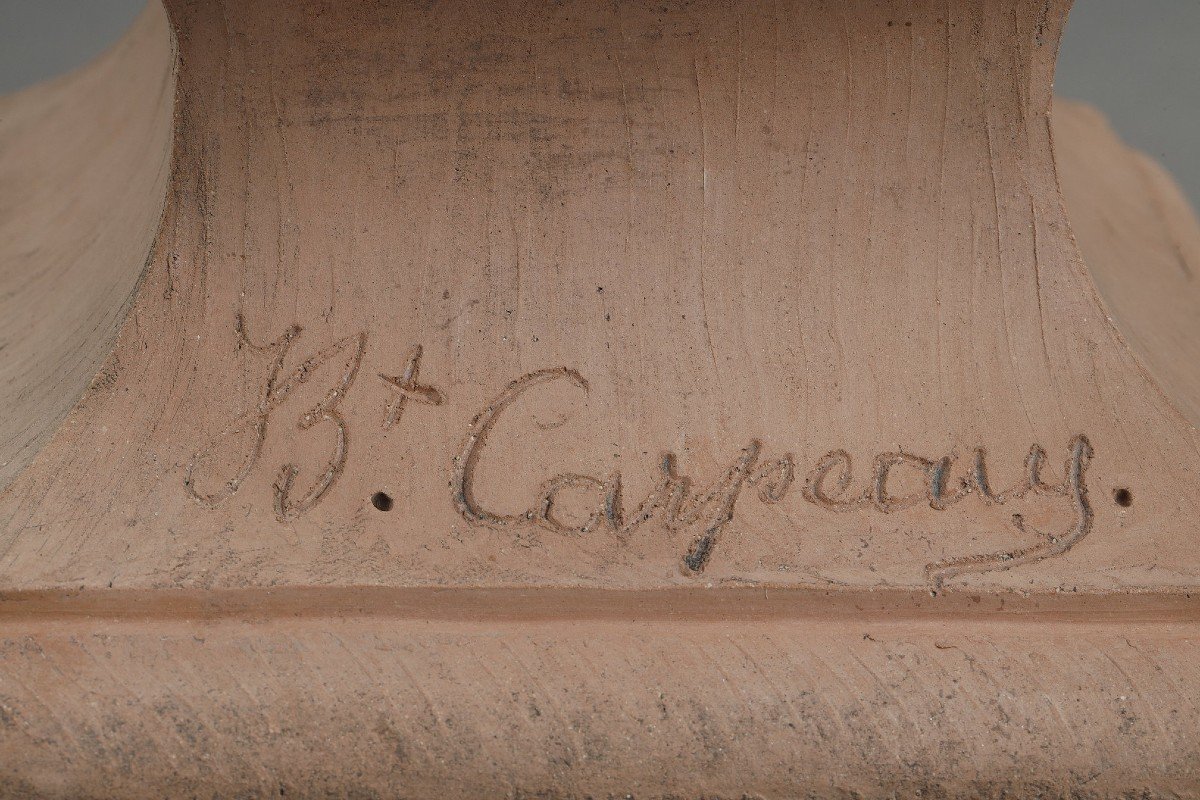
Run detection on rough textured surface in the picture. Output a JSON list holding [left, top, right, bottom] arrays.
[[2, 613, 1198, 798], [1, 0, 1199, 795], [1, 0, 1197, 594]]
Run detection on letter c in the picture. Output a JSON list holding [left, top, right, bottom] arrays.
[[451, 367, 589, 526]]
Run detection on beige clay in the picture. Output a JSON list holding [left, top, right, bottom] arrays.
[[0, 0, 1198, 796]]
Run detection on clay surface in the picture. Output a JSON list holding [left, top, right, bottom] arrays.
[[0, 0, 1198, 796], [0, 3, 175, 489]]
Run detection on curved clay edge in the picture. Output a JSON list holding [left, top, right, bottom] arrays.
[[0, 0, 176, 490], [1051, 98, 1200, 430]]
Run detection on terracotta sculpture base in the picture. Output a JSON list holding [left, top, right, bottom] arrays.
[[2, 0, 1199, 795]]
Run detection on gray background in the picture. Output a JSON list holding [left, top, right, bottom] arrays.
[[2, 0, 1198, 206]]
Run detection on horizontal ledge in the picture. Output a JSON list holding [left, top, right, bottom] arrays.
[[0, 585, 1197, 624]]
